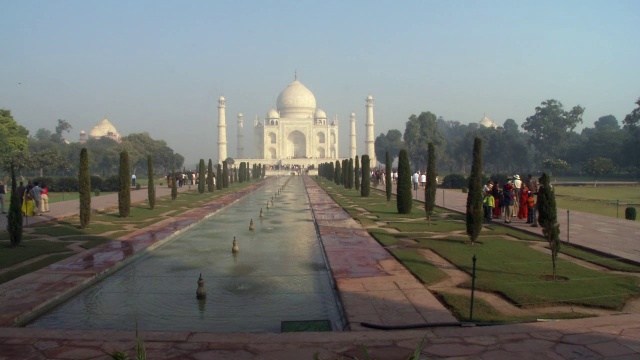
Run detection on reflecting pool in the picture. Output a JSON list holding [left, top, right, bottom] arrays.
[[28, 176, 344, 332]]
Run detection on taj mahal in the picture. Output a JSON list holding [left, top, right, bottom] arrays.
[[216, 76, 377, 170]]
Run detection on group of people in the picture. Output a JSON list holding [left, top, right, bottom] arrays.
[[15, 180, 50, 217], [482, 174, 539, 226]]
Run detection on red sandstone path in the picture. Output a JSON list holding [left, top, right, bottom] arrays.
[[0, 177, 638, 359]]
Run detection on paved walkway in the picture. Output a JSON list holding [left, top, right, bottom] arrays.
[[395, 185, 640, 264], [0, 177, 638, 358]]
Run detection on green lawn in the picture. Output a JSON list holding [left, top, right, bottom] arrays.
[[554, 185, 639, 220], [315, 177, 640, 322]]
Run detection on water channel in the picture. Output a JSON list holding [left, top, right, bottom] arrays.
[[28, 176, 345, 332]]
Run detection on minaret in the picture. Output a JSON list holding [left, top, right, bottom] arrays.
[[217, 96, 227, 164], [365, 95, 376, 167], [237, 113, 244, 158], [350, 112, 357, 160]]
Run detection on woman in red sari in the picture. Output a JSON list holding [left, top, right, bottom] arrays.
[[517, 183, 529, 220]]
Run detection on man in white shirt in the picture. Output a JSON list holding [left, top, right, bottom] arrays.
[[412, 171, 420, 191]]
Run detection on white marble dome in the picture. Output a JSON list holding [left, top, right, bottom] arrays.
[[276, 80, 316, 118], [267, 109, 280, 119], [89, 118, 120, 139], [315, 108, 327, 119], [479, 115, 499, 129]]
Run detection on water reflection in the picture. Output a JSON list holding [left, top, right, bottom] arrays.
[[28, 176, 343, 333]]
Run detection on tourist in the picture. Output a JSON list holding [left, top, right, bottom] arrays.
[[503, 178, 514, 223], [491, 181, 502, 218], [412, 171, 419, 191], [31, 182, 44, 215], [420, 172, 426, 188], [483, 189, 494, 222], [526, 192, 536, 224], [131, 173, 136, 187], [517, 183, 529, 220], [41, 183, 50, 213]]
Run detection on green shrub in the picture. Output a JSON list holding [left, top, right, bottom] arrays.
[[442, 174, 466, 188], [95, 189, 100, 196], [56, 177, 80, 192], [79, 148, 91, 228], [461, 187, 468, 193], [118, 151, 131, 218], [90, 175, 103, 191], [625, 207, 637, 221], [102, 175, 120, 191], [361, 155, 370, 197], [135, 183, 141, 190]]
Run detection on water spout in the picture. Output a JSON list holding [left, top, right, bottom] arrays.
[[196, 273, 206, 299], [232, 237, 239, 253]]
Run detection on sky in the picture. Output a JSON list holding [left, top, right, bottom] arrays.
[[2, 0, 639, 165]]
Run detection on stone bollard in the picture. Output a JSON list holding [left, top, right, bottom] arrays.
[[232, 237, 239, 253], [196, 273, 206, 299], [249, 219, 254, 231], [259, 208, 263, 217]]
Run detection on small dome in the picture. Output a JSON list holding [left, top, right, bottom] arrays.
[[315, 109, 327, 119], [219, 96, 225, 101], [89, 118, 120, 139], [351, 112, 356, 117], [80, 130, 86, 134], [276, 79, 316, 118], [267, 109, 280, 119], [238, 112, 243, 117], [366, 95, 373, 100], [479, 115, 499, 129]]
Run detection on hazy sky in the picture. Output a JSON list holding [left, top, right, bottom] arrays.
[[2, 0, 638, 165]]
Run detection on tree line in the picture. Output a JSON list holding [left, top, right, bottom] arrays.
[[375, 98, 640, 178], [0, 111, 185, 179]]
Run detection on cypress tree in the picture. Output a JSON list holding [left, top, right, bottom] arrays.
[[222, 161, 229, 188], [396, 150, 412, 213], [118, 151, 131, 217], [334, 160, 341, 185], [466, 137, 483, 244], [239, 162, 245, 183], [7, 162, 23, 246], [207, 159, 214, 192], [198, 159, 205, 194], [147, 155, 155, 210], [171, 167, 178, 200], [348, 158, 354, 189], [385, 151, 392, 202], [361, 154, 370, 197], [425, 143, 437, 224], [216, 164, 222, 190], [342, 159, 348, 188], [79, 148, 91, 228], [538, 172, 561, 280], [354, 156, 360, 191]]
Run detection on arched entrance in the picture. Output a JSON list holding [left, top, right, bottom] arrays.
[[287, 131, 306, 158]]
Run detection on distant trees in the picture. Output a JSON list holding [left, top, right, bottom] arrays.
[[403, 112, 445, 170], [361, 155, 370, 197], [118, 151, 131, 217], [79, 148, 91, 228], [425, 143, 437, 224], [375, 129, 404, 164], [466, 138, 483, 245], [522, 99, 584, 161], [396, 149, 412, 214], [582, 157, 615, 185]]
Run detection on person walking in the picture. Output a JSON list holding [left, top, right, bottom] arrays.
[[131, 173, 137, 187], [412, 171, 419, 191], [41, 183, 50, 213], [0, 181, 5, 214], [31, 182, 43, 216], [503, 178, 514, 223]]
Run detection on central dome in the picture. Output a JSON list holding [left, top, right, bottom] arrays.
[[276, 80, 316, 118]]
